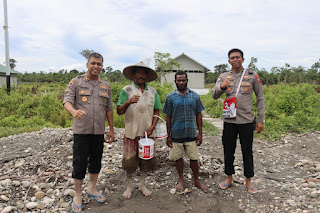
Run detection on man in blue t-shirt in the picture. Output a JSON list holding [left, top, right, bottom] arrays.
[[163, 71, 207, 193]]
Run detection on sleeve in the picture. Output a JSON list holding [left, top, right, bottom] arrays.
[[106, 84, 113, 111], [154, 91, 162, 110], [212, 74, 226, 99], [195, 95, 205, 113], [162, 95, 172, 115], [117, 88, 128, 106], [63, 78, 77, 105], [253, 72, 265, 123]]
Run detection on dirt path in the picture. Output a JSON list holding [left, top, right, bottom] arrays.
[[0, 127, 319, 213]]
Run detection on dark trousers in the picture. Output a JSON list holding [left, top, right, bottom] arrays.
[[222, 122, 254, 178], [72, 134, 104, 179]]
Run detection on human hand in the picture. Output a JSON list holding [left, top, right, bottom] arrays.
[[166, 136, 173, 148], [107, 131, 114, 144], [220, 79, 231, 89], [71, 109, 86, 120], [256, 123, 264, 133], [196, 134, 202, 146], [129, 95, 140, 104], [146, 126, 154, 136]]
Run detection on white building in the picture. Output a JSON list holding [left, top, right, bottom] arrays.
[[161, 53, 210, 89], [0, 64, 21, 88]]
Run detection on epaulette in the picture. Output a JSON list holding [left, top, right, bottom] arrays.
[[248, 68, 254, 74]]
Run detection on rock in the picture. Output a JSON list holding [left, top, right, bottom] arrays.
[[0, 195, 9, 201], [316, 165, 320, 172], [26, 202, 38, 209], [308, 182, 317, 188], [102, 168, 116, 174], [11, 181, 20, 187], [36, 203, 45, 210], [21, 181, 31, 188], [1, 179, 10, 187], [15, 200, 24, 210], [187, 174, 192, 179], [166, 172, 172, 176], [170, 188, 176, 194], [310, 192, 318, 198], [35, 191, 45, 199], [0, 206, 12, 213], [39, 183, 51, 189], [64, 189, 76, 197], [14, 159, 25, 167], [61, 202, 69, 208]]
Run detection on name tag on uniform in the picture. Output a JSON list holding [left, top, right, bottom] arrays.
[[222, 97, 237, 118]]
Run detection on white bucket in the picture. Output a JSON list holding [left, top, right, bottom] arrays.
[[138, 132, 154, 160], [154, 115, 168, 139]]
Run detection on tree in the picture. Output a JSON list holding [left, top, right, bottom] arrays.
[[214, 64, 228, 73], [8, 58, 17, 69], [248, 57, 270, 87], [154, 52, 180, 82], [79, 49, 95, 60], [105, 66, 113, 73]]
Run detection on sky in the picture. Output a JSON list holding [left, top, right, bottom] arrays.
[[0, 0, 319, 73]]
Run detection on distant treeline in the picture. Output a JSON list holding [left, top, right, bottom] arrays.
[[18, 69, 127, 83], [18, 59, 320, 85], [206, 60, 320, 85]]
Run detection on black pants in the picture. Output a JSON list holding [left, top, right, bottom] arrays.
[[72, 134, 104, 179], [222, 122, 254, 178]]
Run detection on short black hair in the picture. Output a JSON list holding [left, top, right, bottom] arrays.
[[88, 52, 104, 63], [228, 48, 244, 58], [175, 70, 188, 80]]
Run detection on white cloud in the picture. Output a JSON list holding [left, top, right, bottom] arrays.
[[0, 0, 319, 73]]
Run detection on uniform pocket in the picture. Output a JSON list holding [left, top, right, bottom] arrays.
[[78, 89, 91, 104], [99, 90, 109, 106], [240, 82, 252, 94]]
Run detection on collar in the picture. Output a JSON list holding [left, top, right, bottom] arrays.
[[84, 74, 102, 82], [230, 68, 245, 74], [133, 82, 148, 90], [175, 88, 190, 95]]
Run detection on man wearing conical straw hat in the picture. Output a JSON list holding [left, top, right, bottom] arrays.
[[117, 62, 162, 199]]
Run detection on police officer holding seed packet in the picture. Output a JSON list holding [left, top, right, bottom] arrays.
[[212, 48, 265, 194]]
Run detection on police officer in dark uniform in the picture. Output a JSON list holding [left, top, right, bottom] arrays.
[[64, 53, 114, 212], [212, 48, 265, 194]]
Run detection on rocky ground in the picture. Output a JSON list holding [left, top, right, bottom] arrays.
[[0, 126, 319, 213]]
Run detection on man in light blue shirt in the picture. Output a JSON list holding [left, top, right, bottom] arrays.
[[163, 71, 207, 193]]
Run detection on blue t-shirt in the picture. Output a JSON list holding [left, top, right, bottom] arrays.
[[163, 89, 204, 141]]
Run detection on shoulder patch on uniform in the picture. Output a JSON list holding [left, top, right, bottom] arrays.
[[256, 74, 261, 84], [68, 80, 76, 87]]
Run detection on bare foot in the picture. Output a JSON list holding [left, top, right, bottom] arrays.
[[175, 179, 185, 192], [195, 180, 208, 192], [122, 187, 133, 199], [139, 185, 152, 196]]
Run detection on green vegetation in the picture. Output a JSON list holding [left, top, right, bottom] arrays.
[[203, 120, 219, 136], [0, 81, 174, 137], [203, 83, 320, 141]]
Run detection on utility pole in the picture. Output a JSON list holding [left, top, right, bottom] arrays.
[[3, 0, 10, 94]]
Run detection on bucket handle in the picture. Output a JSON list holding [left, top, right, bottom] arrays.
[[144, 131, 148, 139], [153, 115, 165, 122]]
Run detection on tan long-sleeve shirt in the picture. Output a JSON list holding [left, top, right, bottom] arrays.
[[212, 69, 265, 124]]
